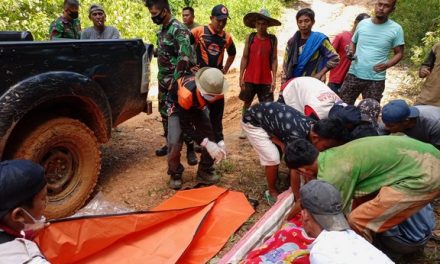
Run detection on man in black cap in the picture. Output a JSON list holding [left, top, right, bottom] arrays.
[[190, 4, 236, 157], [81, 4, 121, 39], [0, 160, 50, 263], [191, 4, 236, 74], [300, 180, 393, 263]]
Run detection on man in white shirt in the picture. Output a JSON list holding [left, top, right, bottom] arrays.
[[300, 180, 394, 264], [280, 77, 340, 120]]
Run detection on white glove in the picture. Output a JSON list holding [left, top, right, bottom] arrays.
[[217, 140, 227, 159], [201, 138, 226, 163]]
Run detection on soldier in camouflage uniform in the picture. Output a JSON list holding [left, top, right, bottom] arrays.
[[49, 0, 81, 40], [146, 0, 197, 189]]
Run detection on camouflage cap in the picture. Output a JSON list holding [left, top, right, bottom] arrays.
[[357, 98, 381, 124]]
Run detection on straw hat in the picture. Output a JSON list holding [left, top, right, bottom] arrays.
[[243, 9, 281, 28], [195, 67, 228, 95]]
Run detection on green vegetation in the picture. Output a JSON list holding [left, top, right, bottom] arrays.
[[0, 0, 282, 43], [392, 0, 440, 65], [390, 0, 440, 100], [0, 0, 155, 41]]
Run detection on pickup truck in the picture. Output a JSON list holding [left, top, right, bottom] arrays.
[[0, 31, 154, 219]]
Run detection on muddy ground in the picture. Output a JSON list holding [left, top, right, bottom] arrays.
[[95, 0, 439, 263]]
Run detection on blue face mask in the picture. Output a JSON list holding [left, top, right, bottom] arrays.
[[19, 208, 46, 239]]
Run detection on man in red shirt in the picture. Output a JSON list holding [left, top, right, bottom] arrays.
[[328, 13, 370, 94], [239, 9, 281, 139]]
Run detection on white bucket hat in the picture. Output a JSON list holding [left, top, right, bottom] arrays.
[[195, 67, 228, 95]]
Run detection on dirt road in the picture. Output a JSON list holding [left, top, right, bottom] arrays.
[[96, 0, 438, 262], [98, 0, 376, 211]]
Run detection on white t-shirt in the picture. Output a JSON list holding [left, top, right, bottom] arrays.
[[310, 230, 394, 264], [0, 237, 50, 263], [281, 77, 340, 119]]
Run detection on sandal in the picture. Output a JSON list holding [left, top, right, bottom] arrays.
[[264, 190, 277, 206], [431, 230, 440, 242]]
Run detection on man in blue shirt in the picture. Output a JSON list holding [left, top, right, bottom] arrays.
[[339, 0, 404, 105]]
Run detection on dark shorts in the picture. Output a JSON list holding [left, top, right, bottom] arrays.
[[239, 82, 274, 103], [339, 74, 385, 105]]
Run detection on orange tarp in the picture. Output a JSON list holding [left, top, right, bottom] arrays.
[[36, 186, 254, 263]]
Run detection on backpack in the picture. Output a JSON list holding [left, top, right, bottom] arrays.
[[247, 32, 277, 67]]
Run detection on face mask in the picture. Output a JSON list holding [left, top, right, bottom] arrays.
[[69, 11, 79, 19], [151, 9, 165, 25], [19, 208, 46, 239]]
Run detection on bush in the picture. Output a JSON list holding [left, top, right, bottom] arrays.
[[391, 0, 440, 64], [170, 0, 283, 42], [390, 0, 440, 101], [0, 0, 155, 42], [0, 0, 282, 44]]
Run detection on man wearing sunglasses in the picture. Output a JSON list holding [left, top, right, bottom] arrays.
[[166, 67, 228, 189], [81, 4, 120, 39]]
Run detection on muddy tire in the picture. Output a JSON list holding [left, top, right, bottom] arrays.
[[12, 117, 100, 219]]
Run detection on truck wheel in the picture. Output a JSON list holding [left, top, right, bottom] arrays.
[[12, 117, 100, 219]]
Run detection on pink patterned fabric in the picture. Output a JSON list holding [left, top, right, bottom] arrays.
[[242, 216, 314, 264]]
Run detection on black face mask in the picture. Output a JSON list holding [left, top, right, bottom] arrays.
[[151, 9, 165, 25], [69, 11, 79, 19]]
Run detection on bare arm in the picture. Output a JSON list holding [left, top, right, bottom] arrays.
[[270, 136, 285, 151], [223, 55, 235, 74], [239, 35, 250, 90], [286, 169, 302, 220], [271, 38, 278, 92], [314, 66, 329, 82], [374, 45, 404, 72]]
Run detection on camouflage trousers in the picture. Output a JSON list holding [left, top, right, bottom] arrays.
[[339, 74, 385, 105]]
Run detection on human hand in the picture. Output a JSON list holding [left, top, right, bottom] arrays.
[[270, 81, 276, 93], [239, 79, 245, 91], [345, 45, 356, 61], [285, 202, 301, 221], [217, 140, 227, 158], [166, 102, 175, 116], [190, 65, 200, 74], [419, 66, 431, 78], [313, 73, 326, 82], [201, 138, 226, 163], [373, 63, 389, 72]]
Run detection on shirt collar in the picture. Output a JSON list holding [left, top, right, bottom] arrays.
[[162, 17, 176, 30], [0, 224, 23, 238], [60, 16, 78, 24], [207, 24, 224, 36]]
